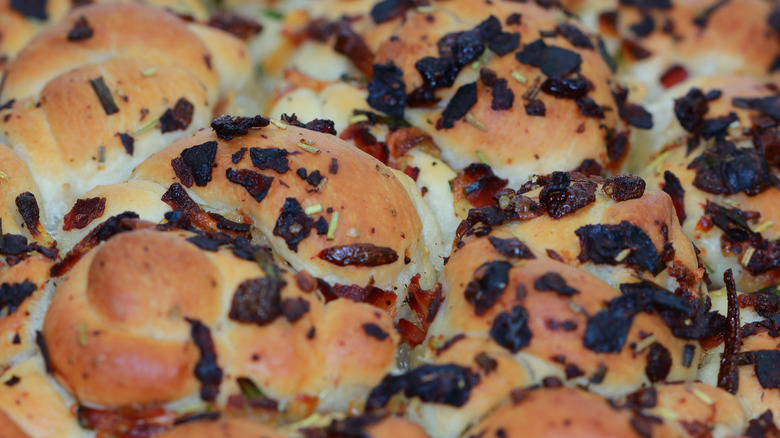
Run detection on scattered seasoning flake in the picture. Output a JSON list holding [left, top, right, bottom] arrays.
[[0, 170, 9, 181], [76, 322, 88, 347], [476, 151, 490, 166], [416, 5, 435, 13], [89, 77, 119, 115], [510, 70, 527, 83], [327, 211, 339, 240], [690, 386, 713, 405], [67, 16, 93, 41], [755, 221, 774, 233], [305, 204, 323, 215], [465, 114, 487, 131], [141, 67, 158, 77], [270, 118, 288, 129], [656, 408, 680, 421], [132, 113, 161, 136], [98, 146, 105, 163], [297, 141, 320, 154], [741, 247, 756, 267]]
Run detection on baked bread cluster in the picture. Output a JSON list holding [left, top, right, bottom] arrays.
[[0, 0, 778, 437]]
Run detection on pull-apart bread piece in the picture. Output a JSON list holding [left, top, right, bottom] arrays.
[[638, 76, 780, 292], [0, 0, 210, 72], [592, 0, 779, 100], [364, 173, 712, 437], [0, 2, 251, 229]]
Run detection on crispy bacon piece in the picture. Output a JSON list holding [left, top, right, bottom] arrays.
[[77, 405, 177, 438], [316, 280, 397, 317], [62, 197, 106, 231], [451, 163, 508, 208], [399, 274, 444, 346]]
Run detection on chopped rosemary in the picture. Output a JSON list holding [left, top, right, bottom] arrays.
[[89, 76, 119, 115], [304, 204, 323, 215], [327, 211, 339, 240]]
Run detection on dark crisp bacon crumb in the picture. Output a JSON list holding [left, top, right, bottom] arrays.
[[160, 98, 194, 133], [464, 261, 511, 315], [67, 16, 93, 41], [487, 236, 535, 259], [490, 304, 533, 353], [370, 0, 415, 24], [62, 197, 106, 231], [36, 331, 52, 373], [232, 148, 247, 164], [644, 342, 672, 382], [186, 318, 223, 402], [280, 113, 337, 136], [525, 99, 546, 116], [281, 297, 310, 323], [717, 269, 740, 394], [661, 170, 686, 223], [117, 133, 134, 155], [602, 174, 646, 202], [273, 198, 313, 251], [515, 39, 582, 77], [207, 11, 263, 40], [555, 23, 593, 49], [367, 62, 406, 119], [318, 243, 399, 266], [362, 323, 390, 341], [533, 272, 578, 296], [10, 0, 47, 19], [575, 221, 663, 274], [250, 147, 289, 174], [15, 192, 42, 235], [0, 281, 37, 316], [225, 168, 273, 203], [538, 171, 597, 219], [438, 82, 478, 129], [229, 277, 285, 325], [211, 115, 269, 141], [365, 364, 480, 409], [172, 141, 218, 187]]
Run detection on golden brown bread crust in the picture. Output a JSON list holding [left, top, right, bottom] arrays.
[[131, 124, 437, 293], [0, 411, 30, 438], [0, 144, 52, 248], [369, 0, 625, 187], [155, 417, 288, 438], [467, 385, 675, 438]]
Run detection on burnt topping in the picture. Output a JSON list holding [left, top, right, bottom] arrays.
[[370, 0, 415, 24], [506, 13, 522, 26], [62, 197, 106, 231], [693, 0, 730, 28], [688, 141, 773, 196], [613, 88, 653, 129], [273, 198, 313, 251], [15, 192, 41, 235], [362, 323, 390, 341], [555, 23, 593, 49], [460, 189, 542, 238], [453, 163, 509, 208], [10, 0, 47, 19], [186, 318, 223, 401], [174, 141, 218, 188], [211, 115, 269, 141], [225, 168, 273, 203], [229, 277, 285, 325], [538, 171, 597, 219], [160, 98, 194, 133], [232, 148, 246, 164], [117, 133, 134, 155], [534, 272, 579, 296], [334, 20, 374, 77], [464, 261, 511, 316], [281, 297, 310, 323], [365, 364, 480, 409], [474, 352, 498, 375], [296, 168, 324, 188], [644, 342, 671, 382], [733, 96, 780, 121], [602, 174, 646, 202], [661, 170, 686, 223], [515, 39, 582, 77], [89, 77, 119, 116], [438, 82, 478, 129], [746, 411, 780, 438], [576, 96, 606, 119], [491, 78, 515, 111], [540, 76, 592, 100], [575, 221, 664, 274], [207, 11, 263, 40], [0, 281, 37, 316], [525, 99, 546, 116], [318, 244, 399, 267], [674, 88, 737, 139], [329, 158, 338, 174], [490, 304, 533, 353], [682, 344, 696, 367], [67, 16, 93, 41], [754, 350, 780, 389], [280, 113, 338, 136], [619, 0, 671, 9], [717, 270, 740, 394], [630, 14, 655, 38], [367, 63, 406, 119], [250, 147, 289, 174], [487, 236, 535, 259], [36, 331, 52, 373]]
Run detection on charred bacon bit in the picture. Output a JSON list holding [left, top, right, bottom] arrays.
[[281, 297, 310, 323], [630, 14, 655, 37], [576, 96, 605, 119], [365, 364, 480, 410], [490, 304, 532, 353], [385, 126, 434, 158], [51, 212, 141, 277], [186, 318, 223, 401], [367, 63, 406, 119], [437, 82, 478, 129], [506, 13, 522, 26], [10, 0, 47, 19], [67, 16, 93, 41], [515, 39, 582, 77], [573, 159, 603, 177], [273, 198, 313, 252], [539, 171, 597, 219], [172, 141, 218, 187], [525, 99, 546, 116], [329, 158, 339, 175], [661, 170, 686, 224], [318, 243, 399, 267], [464, 261, 511, 316], [733, 96, 780, 121], [229, 277, 285, 325], [602, 174, 646, 202], [674, 87, 709, 132], [370, 0, 415, 24], [622, 39, 652, 60], [439, 31, 484, 67], [619, 0, 672, 8], [160, 183, 224, 233], [717, 269, 741, 394], [540, 76, 592, 100], [416, 57, 459, 90], [211, 115, 269, 141], [362, 323, 390, 341], [474, 352, 498, 375], [317, 280, 397, 315], [15, 192, 42, 236], [406, 274, 444, 328], [225, 168, 273, 203], [186, 233, 233, 252], [613, 88, 653, 129], [117, 133, 134, 155], [576, 221, 664, 274], [534, 272, 579, 296], [280, 113, 337, 136], [693, 0, 730, 28], [207, 11, 262, 40], [250, 147, 289, 174], [62, 197, 106, 231], [335, 20, 374, 77], [746, 411, 780, 438], [660, 65, 688, 89], [36, 331, 52, 373], [605, 129, 629, 162], [491, 79, 515, 111], [340, 123, 388, 164], [452, 163, 509, 208], [0, 281, 37, 316], [160, 98, 194, 133], [754, 350, 780, 389], [555, 23, 593, 49], [89, 77, 119, 116], [688, 141, 773, 196], [460, 189, 542, 238], [487, 236, 535, 259], [232, 148, 247, 164], [76, 405, 175, 436], [644, 342, 672, 382]]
